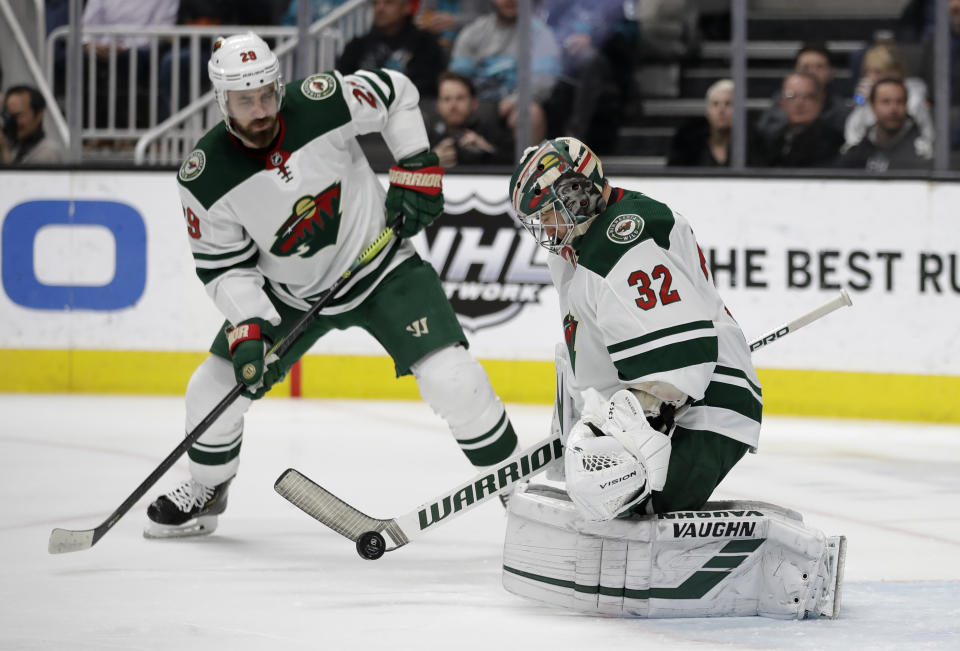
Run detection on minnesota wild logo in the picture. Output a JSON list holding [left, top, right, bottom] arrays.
[[607, 214, 644, 244], [562, 313, 578, 372], [301, 73, 337, 100], [270, 181, 342, 258]]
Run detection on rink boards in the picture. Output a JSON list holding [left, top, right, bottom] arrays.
[[0, 170, 958, 422]]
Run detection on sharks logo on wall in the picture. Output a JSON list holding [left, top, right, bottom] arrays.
[[418, 194, 552, 332], [270, 181, 342, 258]]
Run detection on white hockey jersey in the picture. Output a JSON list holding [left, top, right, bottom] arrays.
[[176, 69, 429, 328], [549, 188, 762, 449]]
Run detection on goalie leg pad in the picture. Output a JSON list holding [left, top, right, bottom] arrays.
[[412, 345, 519, 468], [184, 356, 251, 486], [503, 483, 844, 619], [551, 343, 578, 444]]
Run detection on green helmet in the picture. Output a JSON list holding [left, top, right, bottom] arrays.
[[509, 137, 606, 255]]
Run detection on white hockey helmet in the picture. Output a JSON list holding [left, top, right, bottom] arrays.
[[208, 32, 285, 132]]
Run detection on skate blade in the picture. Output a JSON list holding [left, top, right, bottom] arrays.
[[819, 535, 847, 618], [143, 515, 219, 540]]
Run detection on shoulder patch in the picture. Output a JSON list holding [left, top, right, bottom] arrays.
[[178, 149, 206, 182], [606, 214, 644, 244], [301, 73, 337, 100]]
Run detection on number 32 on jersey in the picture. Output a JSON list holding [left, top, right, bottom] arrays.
[[627, 264, 680, 310]]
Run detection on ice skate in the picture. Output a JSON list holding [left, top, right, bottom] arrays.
[[143, 478, 232, 539]]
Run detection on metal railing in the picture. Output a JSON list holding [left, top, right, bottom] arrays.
[[40, 0, 372, 165], [133, 0, 372, 165], [1, 0, 69, 146], [46, 25, 299, 152]]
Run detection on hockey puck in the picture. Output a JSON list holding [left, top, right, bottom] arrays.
[[356, 530, 386, 560]]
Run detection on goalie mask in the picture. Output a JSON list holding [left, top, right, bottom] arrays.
[[509, 137, 607, 255], [208, 32, 285, 139]]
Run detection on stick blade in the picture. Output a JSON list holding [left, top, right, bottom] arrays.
[[48, 528, 96, 554], [274, 468, 408, 549]]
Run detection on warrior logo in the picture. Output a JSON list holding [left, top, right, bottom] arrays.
[[419, 194, 551, 332], [562, 313, 578, 371], [270, 181, 342, 258]]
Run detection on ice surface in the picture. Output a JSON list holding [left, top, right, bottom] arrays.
[[1, 394, 958, 650]]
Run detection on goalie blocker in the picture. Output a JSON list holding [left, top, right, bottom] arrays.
[[503, 482, 846, 620]]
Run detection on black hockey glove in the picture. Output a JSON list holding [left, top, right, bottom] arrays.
[[226, 318, 286, 400], [385, 150, 445, 238]]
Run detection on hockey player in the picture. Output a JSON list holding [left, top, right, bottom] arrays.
[[144, 32, 519, 538], [501, 137, 845, 619]]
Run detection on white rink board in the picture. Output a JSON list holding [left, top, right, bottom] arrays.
[[0, 171, 958, 376]]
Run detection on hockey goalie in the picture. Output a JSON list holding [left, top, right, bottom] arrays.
[[501, 138, 846, 620]]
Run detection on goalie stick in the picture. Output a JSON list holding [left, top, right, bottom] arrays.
[[275, 290, 854, 559], [48, 219, 402, 554]]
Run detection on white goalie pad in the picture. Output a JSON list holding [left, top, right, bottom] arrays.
[[551, 343, 578, 445], [502, 482, 846, 620]]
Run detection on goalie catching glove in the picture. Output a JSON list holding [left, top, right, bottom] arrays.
[[564, 389, 672, 521], [226, 318, 285, 400], [386, 150, 445, 238]]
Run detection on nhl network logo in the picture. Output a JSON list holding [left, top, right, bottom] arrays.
[[417, 194, 552, 332]]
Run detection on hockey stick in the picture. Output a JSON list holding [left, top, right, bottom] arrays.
[[748, 289, 852, 352], [48, 220, 402, 554], [275, 290, 854, 560]]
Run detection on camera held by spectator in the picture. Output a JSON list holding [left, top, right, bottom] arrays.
[[0, 85, 65, 165]]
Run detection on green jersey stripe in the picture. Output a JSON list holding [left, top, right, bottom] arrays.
[[356, 70, 390, 107], [613, 337, 718, 380], [607, 320, 714, 355], [363, 68, 396, 106], [715, 365, 762, 396], [692, 381, 763, 423], [196, 254, 258, 285], [193, 238, 257, 262]]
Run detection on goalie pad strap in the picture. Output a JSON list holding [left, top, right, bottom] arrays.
[[388, 166, 444, 195]]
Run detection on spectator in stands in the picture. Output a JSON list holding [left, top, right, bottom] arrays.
[[838, 78, 932, 171], [896, 0, 937, 42], [751, 72, 844, 167], [280, 0, 350, 25], [0, 85, 66, 165], [426, 71, 513, 167], [667, 78, 734, 167], [415, 0, 488, 53], [82, 0, 179, 129], [539, 0, 627, 154], [82, 0, 179, 56], [845, 42, 934, 149], [449, 0, 561, 145], [158, 1, 278, 121], [920, 0, 960, 152], [337, 0, 447, 98], [755, 42, 850, 144]]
